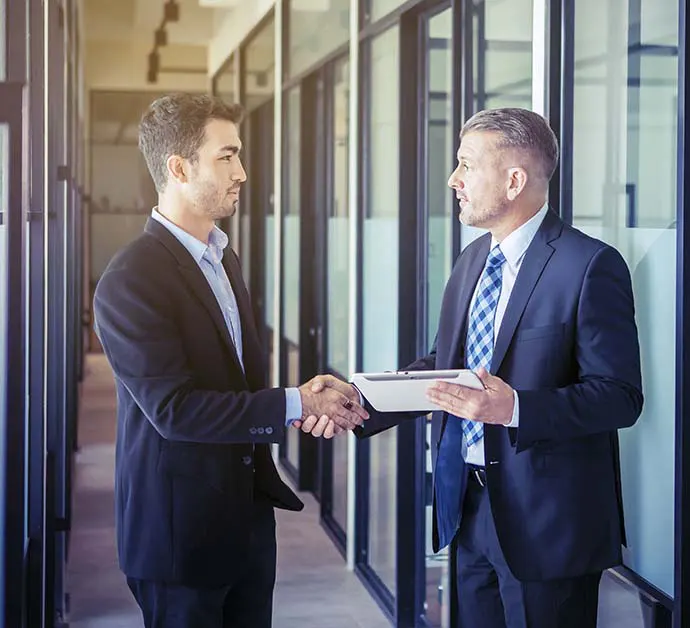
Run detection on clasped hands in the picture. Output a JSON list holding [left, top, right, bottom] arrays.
[[294, 367, 515, 439], [295, 375, 367, 439]]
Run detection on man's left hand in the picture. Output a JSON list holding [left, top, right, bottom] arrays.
[[425, 367, 514, 425]]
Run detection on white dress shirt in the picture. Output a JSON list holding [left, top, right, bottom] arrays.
[[464, 204, 549, 466]]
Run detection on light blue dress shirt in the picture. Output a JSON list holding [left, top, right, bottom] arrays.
[[151, 209, 302, 424]]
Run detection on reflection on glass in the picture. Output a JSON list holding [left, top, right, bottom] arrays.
[[289, 0, 349, 78], [245, 18, 275, 112], [329, 58, 351, 533], [423, 10, 453, 625], [365, 26, 399, 596], [283, 86, 301, 471], [571, 0, 677, 598], [472, 0, 532, 111]]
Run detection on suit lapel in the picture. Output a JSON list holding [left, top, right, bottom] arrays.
[[446, 236, 490, 369], [490, 210, 562, 373]]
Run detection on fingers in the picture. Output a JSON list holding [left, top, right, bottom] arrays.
[[323, 417, 336, 439], [310, 415, 331, 438], [299, 415, 319, 433]]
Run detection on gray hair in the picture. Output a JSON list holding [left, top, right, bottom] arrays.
[[460, 108, 559, 181]]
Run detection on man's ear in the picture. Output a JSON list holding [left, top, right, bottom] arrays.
[[506, 167, 528, 201], [166, 155, 188, 186]]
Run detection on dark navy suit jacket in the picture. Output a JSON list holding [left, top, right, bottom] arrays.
[[93, 218, 303, 587], [358, 210, 643, 581]]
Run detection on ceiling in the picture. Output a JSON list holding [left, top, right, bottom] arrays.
[[83, 0, 227, 47]]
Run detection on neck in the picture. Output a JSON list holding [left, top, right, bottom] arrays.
[[491, 196, 546, 242], [157, 196, 214, 244]]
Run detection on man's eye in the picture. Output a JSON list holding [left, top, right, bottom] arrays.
[[462, 163, 469, 172]]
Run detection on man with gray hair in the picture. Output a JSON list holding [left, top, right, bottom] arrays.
[[338, 107, 643, 627]]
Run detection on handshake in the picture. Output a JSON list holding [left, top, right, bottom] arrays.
[[295, 375, 368, 439]]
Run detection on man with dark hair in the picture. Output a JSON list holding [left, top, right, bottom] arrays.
[[315, 107, 642, 627], [93, 92, 368, 628]]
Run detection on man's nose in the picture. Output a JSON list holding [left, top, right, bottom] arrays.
[[234, 160, 247, 183], [448, 168, 464, 189]]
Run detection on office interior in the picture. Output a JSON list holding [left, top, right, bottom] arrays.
[[1, 0, 689, 626]]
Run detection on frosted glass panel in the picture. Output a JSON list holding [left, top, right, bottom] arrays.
[[572, 0, 677, 597]]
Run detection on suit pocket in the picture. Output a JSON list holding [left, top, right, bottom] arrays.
[[515, 323, 565, 342], [159, 443, 250, 494]]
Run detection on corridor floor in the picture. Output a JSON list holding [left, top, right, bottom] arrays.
[[66, 354, 390, 628]]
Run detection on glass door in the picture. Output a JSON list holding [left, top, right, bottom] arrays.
[[0, 81, 29, 628], [318, 56, 351, 547], [418, 5, 454, 626]]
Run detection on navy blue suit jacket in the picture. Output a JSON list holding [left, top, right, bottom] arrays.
[[358, 210, 643, 581], [93, 218, 303, 587]]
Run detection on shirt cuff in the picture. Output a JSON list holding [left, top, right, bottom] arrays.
[[285, 388, 303, 425], [506, 389, 519, 427]]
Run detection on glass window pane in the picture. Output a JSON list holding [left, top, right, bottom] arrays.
[[0, 124, 7, 425], [0, 0, 5, 81], [366, 0, 406, 24], [245, 17, 275, 113], [331, 430, 348, 530], [283, 86, 301, 470], [473, 0, 532, 111], [327, 58, 350, 376], [215, 55, 236, 104], [571, 0, 677, 599], [328, 57, 350, 533], [289, 0, 349, 78], [365, 25, 399, 597], [423, 10, 453, 626]]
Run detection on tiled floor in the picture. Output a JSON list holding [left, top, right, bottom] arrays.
[[66, 354, 390, 628]]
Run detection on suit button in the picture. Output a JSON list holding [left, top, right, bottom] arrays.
[[249, 427, 257, 435], [257, 427, 265, 435], [242, 456, 252, 466], [265, 426, 273, 435]]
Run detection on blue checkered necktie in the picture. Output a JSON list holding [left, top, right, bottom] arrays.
[[461, 244, 506, 447]]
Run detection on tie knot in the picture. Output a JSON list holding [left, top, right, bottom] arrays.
[[486, 245, 505, 270]]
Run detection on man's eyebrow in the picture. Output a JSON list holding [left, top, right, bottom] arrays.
[[219, 144, 241, 154]]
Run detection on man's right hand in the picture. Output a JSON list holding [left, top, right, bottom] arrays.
[[296, 375, 368, 438]]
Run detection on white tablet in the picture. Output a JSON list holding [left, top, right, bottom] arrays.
[[351, 369, 484, 413]]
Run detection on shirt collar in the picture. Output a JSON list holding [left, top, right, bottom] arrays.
[[151, 208, 227, 265], [491, 203, 549, 270]]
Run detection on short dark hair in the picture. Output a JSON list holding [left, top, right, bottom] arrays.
[[460, 108, 559, 181], [138, 93, 244, 193]]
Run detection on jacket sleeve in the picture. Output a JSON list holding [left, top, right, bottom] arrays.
[[516, 245, 643, 450], [94, 266, 286, 445]]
